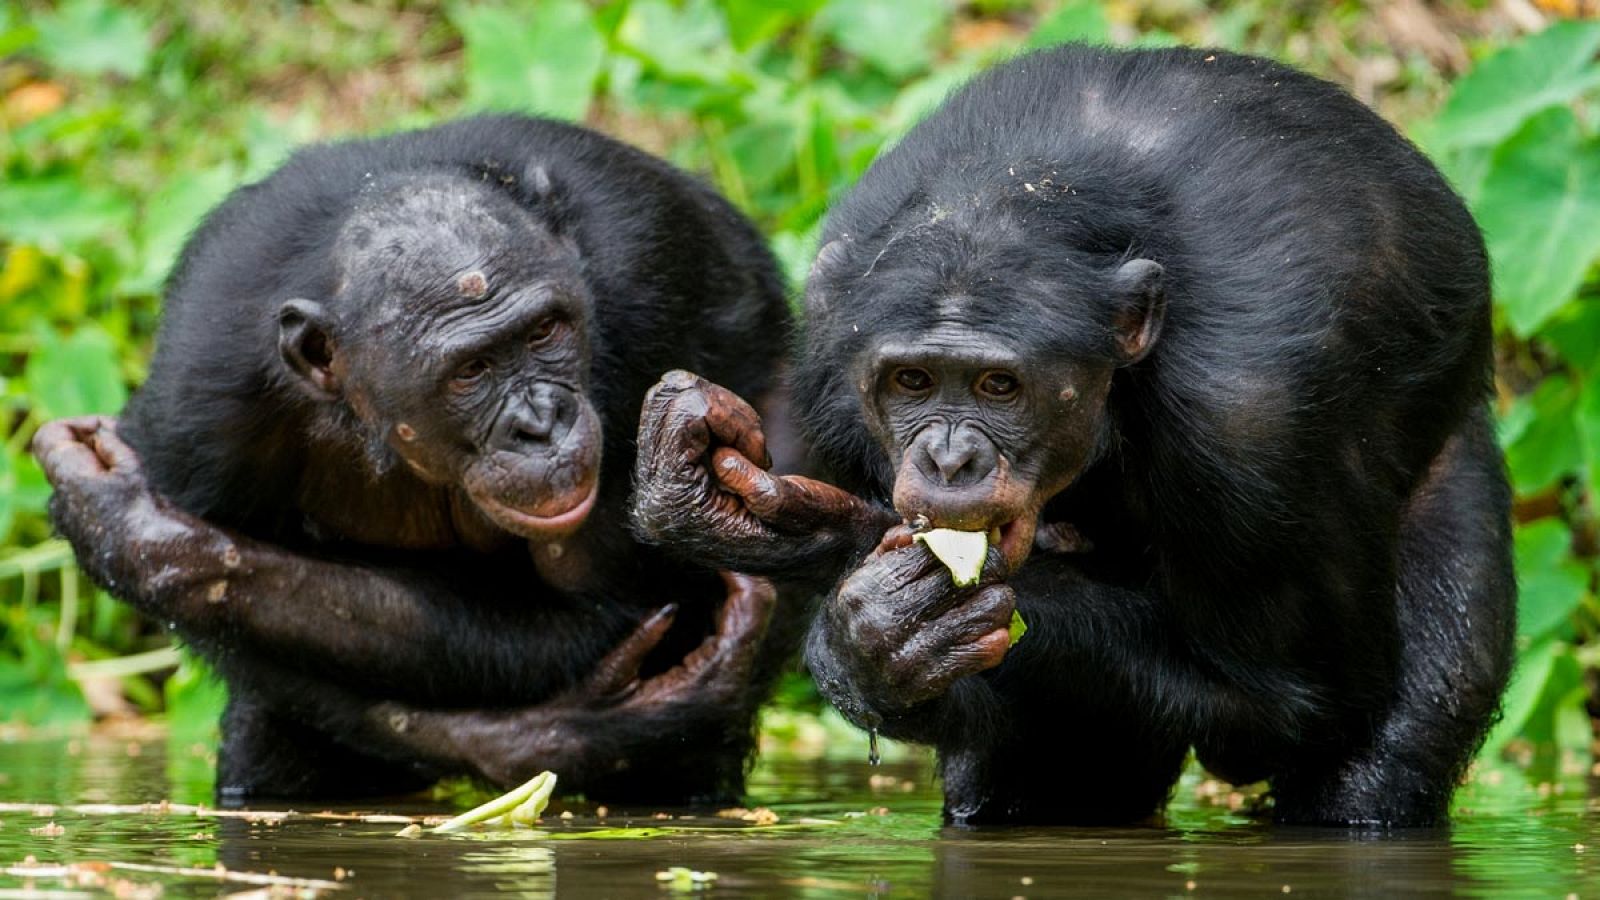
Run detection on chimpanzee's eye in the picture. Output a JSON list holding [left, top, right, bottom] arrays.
[[527, 316, 563, 347], [978, 371, 1019, 398], [451, 359, 490, 390], [893, 368, 934, 392]]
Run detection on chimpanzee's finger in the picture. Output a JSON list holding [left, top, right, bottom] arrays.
[[587, 604, 677, 699], [675, 571, 776, 677], [894, 583, 1016, 695], [85, 419, 142, 475], [710, 447, 783, 519], [693, 381, 771, 470], [638, 374, 712, 468], [32, 417, 117, 483]]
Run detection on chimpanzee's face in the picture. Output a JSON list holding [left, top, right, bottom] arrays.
[[278, 176, 603, 541], [858, 321, 1116, 570], [813, 202, 1164, 572]]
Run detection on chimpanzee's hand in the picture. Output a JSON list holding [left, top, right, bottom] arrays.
[[812, 525, 1015, 723], [370, 571, 777, 789], [633, 370, 895, 577], [33, 417, 240, 616]]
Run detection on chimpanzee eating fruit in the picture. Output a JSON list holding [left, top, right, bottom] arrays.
[[633, 45, 1514, 827], [35, 115, 798, 805]]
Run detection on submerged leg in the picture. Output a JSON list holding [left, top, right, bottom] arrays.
[[1273, 410, 1515, 826]]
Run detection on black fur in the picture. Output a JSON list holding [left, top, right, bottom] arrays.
[[798, 46, 1515, 826]]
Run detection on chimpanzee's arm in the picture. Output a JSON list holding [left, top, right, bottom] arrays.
[[334, 571, 779, 799], [33, 417, 668, 699], [632, 370, 898, 588], [805, 541, 1328, 821]]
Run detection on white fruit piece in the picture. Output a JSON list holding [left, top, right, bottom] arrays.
[[431, 770, 558, 833], [914, 528, 988, 587]]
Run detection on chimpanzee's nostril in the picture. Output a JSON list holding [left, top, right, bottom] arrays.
[[920, 427, 994, 486], [503, 385, 575, 447]]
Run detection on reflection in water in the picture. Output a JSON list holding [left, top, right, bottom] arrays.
[[0, 731, 1596, 897]]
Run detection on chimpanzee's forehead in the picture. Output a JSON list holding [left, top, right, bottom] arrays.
[[332, 175, 569, 313]]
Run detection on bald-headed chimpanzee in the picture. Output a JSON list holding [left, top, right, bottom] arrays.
[[35, 115, 797, 805], [633, 46, 1515, 827]]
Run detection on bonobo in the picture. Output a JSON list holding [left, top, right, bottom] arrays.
[[633, 46, 1515, 826], [35, 115, 797, 804]]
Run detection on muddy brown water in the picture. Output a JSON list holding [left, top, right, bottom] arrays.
[[0, 730, 1597, 897]]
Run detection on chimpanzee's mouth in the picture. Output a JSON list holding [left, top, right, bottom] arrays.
[[475, 481, 599, 540], [990, 517, 1036, 572]]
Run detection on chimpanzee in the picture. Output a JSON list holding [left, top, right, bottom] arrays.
[[632, 46, 1515, 827], [34, 114, 800, 805]]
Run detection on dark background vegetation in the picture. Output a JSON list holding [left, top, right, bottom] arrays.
[[1, 0, 1599, 780]]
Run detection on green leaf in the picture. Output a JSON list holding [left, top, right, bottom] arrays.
[[816, 0, 950, 78], [164, 648, 226, 743], [1512, 520, 1587, 641], [0, 638, 91, 727], [32, 0, 153, 79], [451, 1, 606, 121], [1475, 108, 1600, 338], [127, 164, 240, 296], [1504, 375, 1582, 493], [1578, 375, 1600, 499], [1025, 0, 1111, 48], [0, 178, 134, 249], [617, 0, 740, 85], [25, 325, 128, 419], [1539, 298, 1600, 374], [1430, 20, 1600, 150], [722, 0, 816, 50], [1481, 638, 1559, 754], [0, 445, 15, 543]]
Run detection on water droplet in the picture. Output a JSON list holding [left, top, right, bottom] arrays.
[[867, 728, 881, 766]]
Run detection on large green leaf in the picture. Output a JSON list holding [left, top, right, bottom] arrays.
[[816, 0, 950, 78], [0, 178, 134, 249], [1481, 637, 1560, 754], [1512, 519, 1587, 642], [1475, 108, 1600, 338], [451, 1, 606, 121], [1504, 375, 1582, 493], [616, 0, 742, 86], [31, 0, 153, 79], [1025, 0, 1111, 49], [1430, 20, 1600, 150], [127, 164, 240, 296], [25, 325, 128, 419]]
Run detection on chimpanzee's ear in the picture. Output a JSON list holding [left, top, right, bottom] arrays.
[[805, 236, 853, 317], [278, 298, 340, 397], [1110, 258, 1165, 364]]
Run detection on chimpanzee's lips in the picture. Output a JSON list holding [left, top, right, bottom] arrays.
[[475, 481, 598, 540], [991, 517, 1036, 572], [905, 512, 1037, 575]]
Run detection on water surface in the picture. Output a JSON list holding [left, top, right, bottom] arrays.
[[0, 727, 1595, 897]]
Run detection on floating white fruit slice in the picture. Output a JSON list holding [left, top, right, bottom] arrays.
[[914, 528, 988, 587]]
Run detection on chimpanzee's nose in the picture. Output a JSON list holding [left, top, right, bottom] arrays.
[[917, 425, 996, 487], [503, 384, 573, 446]]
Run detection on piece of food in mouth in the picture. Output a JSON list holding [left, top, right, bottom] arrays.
[[913, 528, 989, 587], [913, 527, 1029, 645], [431, 770, 558, 833]]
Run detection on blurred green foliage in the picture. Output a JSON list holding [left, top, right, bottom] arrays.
[[0, 0, 1598, 782]]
